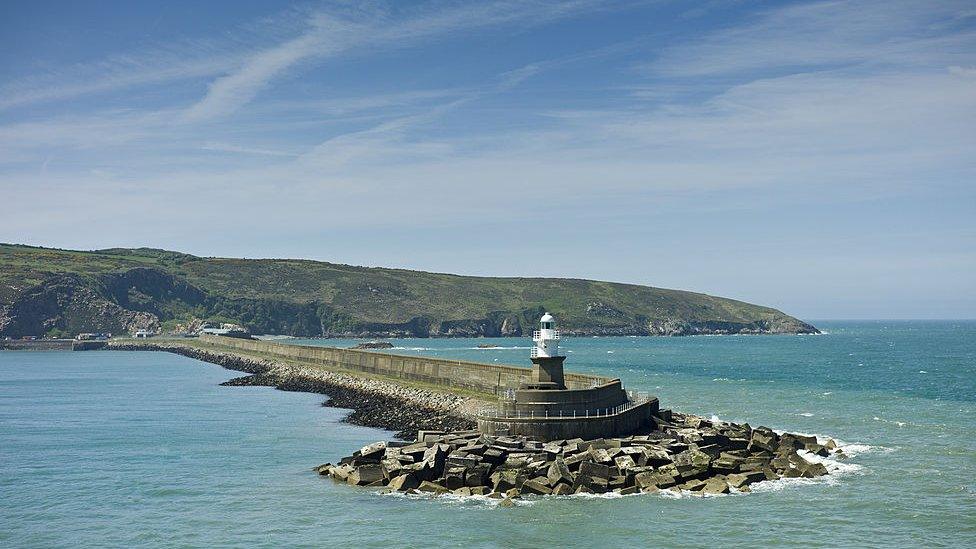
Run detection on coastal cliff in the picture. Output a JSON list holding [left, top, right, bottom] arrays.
[[0, 244, 818, 338]]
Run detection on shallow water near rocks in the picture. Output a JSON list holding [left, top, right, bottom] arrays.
[[2, 321, 975, 547]]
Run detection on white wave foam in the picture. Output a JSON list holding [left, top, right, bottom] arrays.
[[769, 429, 891, 459], [380, 490, 537, 507], [798, 412, 814, 417]]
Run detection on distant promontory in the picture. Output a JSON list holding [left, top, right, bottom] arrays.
[[0, 244, 818, 338]]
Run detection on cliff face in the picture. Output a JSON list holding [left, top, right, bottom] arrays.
[[0, 244, 819, 338], [0, 273, 159, 337]]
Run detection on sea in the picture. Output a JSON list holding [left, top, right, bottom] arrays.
[[1, 321, 974, 548]]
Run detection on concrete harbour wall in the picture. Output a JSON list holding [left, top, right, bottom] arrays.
[[199, 335, 610, 395], [476, 398, 658, 440]]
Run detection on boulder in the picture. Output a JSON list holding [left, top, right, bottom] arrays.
[[551, 483, 574, 495], [490, 470, 519, 492], [805, 444, 830, 457], [542, 443, 563, 456], [800, 461, 829, 478], [481, 448, 507, 464], [494, 437, 523, 450], [589, 448, 613, 464], [678, 479, 707, 491], [521, 479, 553, 495], [447, 454, 482, 469], [563, 452, 590, 470], [381, 458, 403, 479], [314, 463, 332, 475], [347, 464, 386, 486], [614, 455, 637, 471], [638, 447, 673, 467], [417, 430, 446, 442], [726, 471, 766, 488], [547, 459, 574, 486], [329, 464, 353, 482], [728, 438, 749, 451], [749, 429, 778, 453], [417, 481, 449, 494], [443, 467, 466, 490], [634, 471, 677, 490], [673, 448, 712, 469], [702, 477, 730, 495], [465, 464, 491, 487], [358, 441, 387, 461], [422, 444, 449, 476], [579, 461, 611, 480], [388, 473, 420, 492], [400, 443, 429, 461]]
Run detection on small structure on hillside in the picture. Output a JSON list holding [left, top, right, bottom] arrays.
[[200, 323, 253, 340], [477, 313, 657, 440]]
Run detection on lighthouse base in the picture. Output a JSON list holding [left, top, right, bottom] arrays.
[[528, 356, 566, 389]]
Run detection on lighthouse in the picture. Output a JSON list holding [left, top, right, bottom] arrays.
[[528, 312, 566, 389], [478, 309, 658, 440]]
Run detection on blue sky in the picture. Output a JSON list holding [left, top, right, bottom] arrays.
[[1, 0, 974, 319]]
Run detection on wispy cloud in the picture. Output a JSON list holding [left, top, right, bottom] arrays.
[[182, 1, 616, 121], [200, 141, 300, 157], [650, 0, 976, 77]]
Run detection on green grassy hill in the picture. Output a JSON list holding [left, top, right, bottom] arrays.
[[0, 243, 818, 338]]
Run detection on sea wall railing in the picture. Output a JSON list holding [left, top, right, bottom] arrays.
[[476, 392, 652, 420]]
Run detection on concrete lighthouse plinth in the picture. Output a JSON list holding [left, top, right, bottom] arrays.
[[528, 356, 566, 389]]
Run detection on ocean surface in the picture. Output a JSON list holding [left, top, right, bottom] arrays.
[[2, 321, 975, 547]]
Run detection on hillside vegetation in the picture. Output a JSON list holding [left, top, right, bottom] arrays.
[[0, 244, 818, 338]]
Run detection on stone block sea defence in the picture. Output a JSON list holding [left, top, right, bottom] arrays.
[[316, 412, 840, 502]]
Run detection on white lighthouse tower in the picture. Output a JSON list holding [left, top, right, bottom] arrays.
[[532, 312, 561, 358], [527, 312, 566, 389]]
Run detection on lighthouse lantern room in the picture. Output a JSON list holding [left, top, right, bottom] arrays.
[[532, 312, 561, 358], [527, 312, 566, 390]]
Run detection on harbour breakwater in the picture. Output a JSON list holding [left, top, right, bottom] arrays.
[[318, 413, 839, 502], [107, 341, 477, 438], [194, 334, 610, 394], [110, 337, 842, 501]]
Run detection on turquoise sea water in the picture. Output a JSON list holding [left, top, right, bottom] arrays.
[[2, 321, 975, 547]]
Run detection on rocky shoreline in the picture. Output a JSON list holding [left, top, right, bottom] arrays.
[[317, 412, 841, 502], [107, 342, 476, 438]]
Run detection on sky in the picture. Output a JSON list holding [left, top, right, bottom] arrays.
[[0, 0, 974, 320]]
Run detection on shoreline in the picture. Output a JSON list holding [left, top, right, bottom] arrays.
[[107, 342, 477, 439]]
